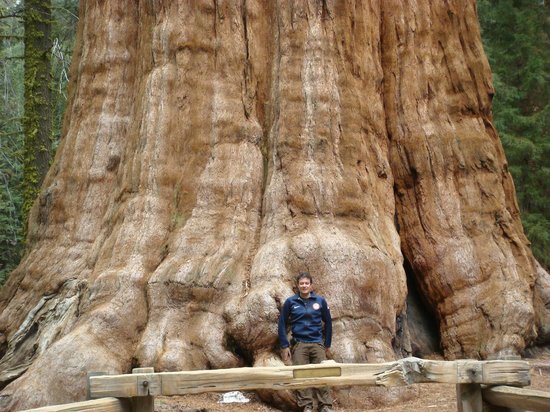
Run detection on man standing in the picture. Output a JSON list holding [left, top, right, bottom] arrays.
[[278, 272, 334, 412]]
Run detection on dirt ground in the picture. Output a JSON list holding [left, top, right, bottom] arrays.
[[154, 354, 550, 412]]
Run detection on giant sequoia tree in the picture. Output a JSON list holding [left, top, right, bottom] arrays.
[[0, 1, 549, 410]]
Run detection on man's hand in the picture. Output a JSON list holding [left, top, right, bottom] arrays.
[[281, 347, 291, 364], [325, 347, 333, 359]]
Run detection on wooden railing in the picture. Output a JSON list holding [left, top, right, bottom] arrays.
[[20, 357, 550, 412]]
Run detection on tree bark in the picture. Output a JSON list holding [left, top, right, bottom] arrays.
[[381, 0, 540, 359], [0, 1, 547, 410], [22, 0, 52, 224]]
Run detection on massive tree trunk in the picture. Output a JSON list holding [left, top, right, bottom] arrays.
[[0, 1, 548, 410]]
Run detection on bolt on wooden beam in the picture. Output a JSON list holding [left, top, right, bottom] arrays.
[[131, 367, 155, 412]]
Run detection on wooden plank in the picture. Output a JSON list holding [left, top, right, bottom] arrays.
[[89, 374, 138, 398], [482, 361, 531, 386], [20, 397, 131, 412], [293, 366, 341, 379], [456, 384, 483, 412], [389, 358, 530, 386], [131, 367, 155, 412], [132, 367, 160, 396], [88, 358, 531, 398], [86, 372, 106, 400], [359, 358, 529, 387], [131, 397, 154, 412], [132, 368, 154, 374], [482, 385, 550, 412], [457, 361, 483, 384]]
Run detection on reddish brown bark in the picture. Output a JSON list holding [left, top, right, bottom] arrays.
[[0, 1, 547, 410]]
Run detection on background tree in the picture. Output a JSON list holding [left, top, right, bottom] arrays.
[[478, 0, 550, 268], [0, 0, 77, 284], [0, 1, 24, 284], [22, 0, 52, 224]]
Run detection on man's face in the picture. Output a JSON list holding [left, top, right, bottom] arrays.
[[297, 277, 312, 296]]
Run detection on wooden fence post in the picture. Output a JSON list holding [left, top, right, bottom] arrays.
[[482, 385, 550, 412], [131, 367, 155, 412], [457, 383, 483, 412], [26, 359, 546, 412], [87, 372, 106, 400]]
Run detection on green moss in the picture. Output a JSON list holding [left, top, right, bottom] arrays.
[[22, 0, 53, 231]]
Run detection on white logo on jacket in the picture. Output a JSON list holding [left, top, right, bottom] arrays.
[[312, 303, 320, 310]]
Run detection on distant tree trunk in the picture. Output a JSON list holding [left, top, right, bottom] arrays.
[[22, 0, 52, 224], [0, 1, 548, 410]]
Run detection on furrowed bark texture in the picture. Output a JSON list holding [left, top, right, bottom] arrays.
[[380, 0, 539, 359], [0, 1, 547, 410]]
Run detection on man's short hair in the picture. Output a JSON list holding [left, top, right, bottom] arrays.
[[296, 271, 313, 284]]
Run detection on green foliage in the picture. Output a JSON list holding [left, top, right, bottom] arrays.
[[0, 165, 22, 284], [478, 0, 550, 269], [0, 0, 78, 285], [0, 0, 24, 283]]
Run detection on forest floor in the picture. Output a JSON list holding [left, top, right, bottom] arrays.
[[154, 353, 550, 412]]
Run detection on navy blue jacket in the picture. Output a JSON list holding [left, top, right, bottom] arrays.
[[278, 292, 332, 349]]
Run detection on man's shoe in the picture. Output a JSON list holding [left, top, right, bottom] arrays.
[[319, 406, 334, 412], [303, 406, 313, 412]]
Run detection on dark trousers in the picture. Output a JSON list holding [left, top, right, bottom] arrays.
[[292, 342, 333, 409]]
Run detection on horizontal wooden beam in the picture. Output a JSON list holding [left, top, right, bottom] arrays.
[[482, 385, 550, 412], [89, 357, 530, 398], [20, 397, 131, 412]]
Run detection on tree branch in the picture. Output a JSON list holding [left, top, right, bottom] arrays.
[[0, 13, 23, 20], [1, 56, 24, 60], [0, 131, 24, 137]]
